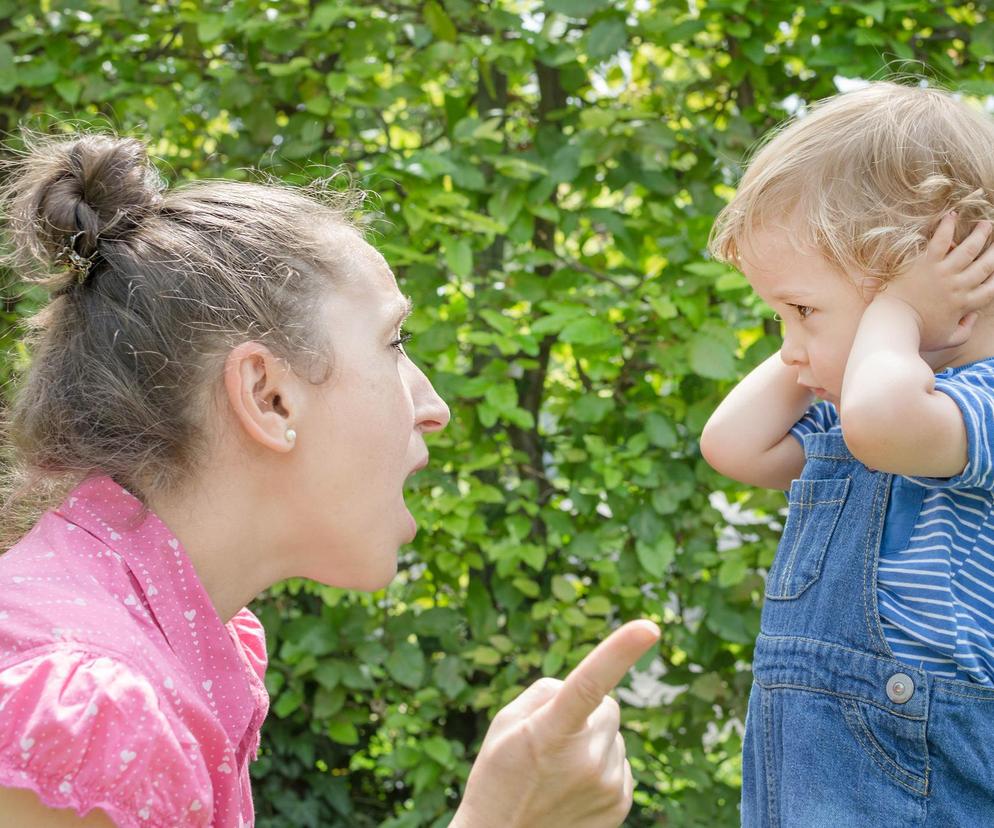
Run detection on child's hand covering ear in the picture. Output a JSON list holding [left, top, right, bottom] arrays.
[[884, 211, 994, 352]]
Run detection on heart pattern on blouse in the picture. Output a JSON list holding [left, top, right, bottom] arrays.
[[184, 610, 196, 621], [217, 762, 232, 774], [120, 750, 136, 764]]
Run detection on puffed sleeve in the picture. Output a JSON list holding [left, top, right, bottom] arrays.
[[226, 608, 268, 683], [907, 366, 994, 491], [225, 608, 270, 763], [0, 648, 213, 827]]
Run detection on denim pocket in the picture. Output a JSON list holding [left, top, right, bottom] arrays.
[[765, 477, 850, 600], [839, 698, 929, 796]]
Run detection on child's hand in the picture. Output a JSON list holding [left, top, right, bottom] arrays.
[[880, 212, 994, 352]]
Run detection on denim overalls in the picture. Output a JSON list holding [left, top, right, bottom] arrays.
[[741, 432, 994, 826]]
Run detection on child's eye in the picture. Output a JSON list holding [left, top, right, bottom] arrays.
[[790, 304, 813, 320], [391, 331, 412, 353]]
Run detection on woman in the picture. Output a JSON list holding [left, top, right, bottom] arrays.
[[0, 133, 659, 827]]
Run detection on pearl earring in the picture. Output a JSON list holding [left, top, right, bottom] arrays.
[[285, 428, 297, 444]]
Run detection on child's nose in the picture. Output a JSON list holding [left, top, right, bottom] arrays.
[[780, 335, 806, 367]]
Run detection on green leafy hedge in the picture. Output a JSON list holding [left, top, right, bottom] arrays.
[[2, 1, 993, 825]]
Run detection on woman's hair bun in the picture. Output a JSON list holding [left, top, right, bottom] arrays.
[[1, 132, 164, 281]]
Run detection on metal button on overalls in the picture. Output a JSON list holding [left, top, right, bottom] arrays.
[[886, 673, 914, 704]]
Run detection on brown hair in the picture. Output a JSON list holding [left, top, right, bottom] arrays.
[[0, 131, 364, 547], [709, 81, 994, 280]]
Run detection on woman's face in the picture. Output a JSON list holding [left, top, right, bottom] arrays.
[[290, 232, 449, 590]]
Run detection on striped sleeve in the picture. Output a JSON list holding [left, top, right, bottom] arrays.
[[789, 400, 839, 445], [909, 362, 994, 491]]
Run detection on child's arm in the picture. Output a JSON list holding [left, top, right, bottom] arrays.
[[841, 214, 994, 476], [700, 351, 812, 490]]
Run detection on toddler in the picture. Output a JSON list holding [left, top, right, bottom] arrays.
[[702, 82, 994, 825]]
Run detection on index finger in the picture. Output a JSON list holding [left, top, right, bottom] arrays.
[[927, 210, 957, 259], [543, 619, 660, 733]]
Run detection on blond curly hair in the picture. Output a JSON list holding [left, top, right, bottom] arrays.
[[709, 81, 994, 281]]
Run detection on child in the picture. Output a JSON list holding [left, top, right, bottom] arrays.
[[701, 82, 994, 825]]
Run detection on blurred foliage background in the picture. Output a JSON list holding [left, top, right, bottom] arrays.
[[3, 1, 994, 825]]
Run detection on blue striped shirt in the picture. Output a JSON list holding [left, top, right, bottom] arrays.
[[791, 357, 994, 685]]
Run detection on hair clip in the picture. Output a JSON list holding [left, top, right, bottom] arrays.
[[56, 231, 96, 284]]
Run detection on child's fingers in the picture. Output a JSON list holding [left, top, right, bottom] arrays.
[[964, 235, 994, 287], [949, 311, 980, 349], [945, 219, 993, 271], [928, 211, 959, 259]]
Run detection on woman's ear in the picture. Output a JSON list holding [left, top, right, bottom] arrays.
[[223, 342, 299, 453]]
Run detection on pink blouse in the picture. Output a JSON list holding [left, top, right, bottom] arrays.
[[0, 474, 270, 826]]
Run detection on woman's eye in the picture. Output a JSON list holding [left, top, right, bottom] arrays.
[[791, 304, 813, 320], [391, 331, 413, 353]]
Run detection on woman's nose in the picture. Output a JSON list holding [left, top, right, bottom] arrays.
[[411, 364, 450, 434]]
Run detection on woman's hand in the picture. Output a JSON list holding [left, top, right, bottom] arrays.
[[451, 620, 660, 828], [881, 211, 994, 352]]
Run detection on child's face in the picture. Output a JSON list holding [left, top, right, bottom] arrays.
[[739, 225, 873, 404]]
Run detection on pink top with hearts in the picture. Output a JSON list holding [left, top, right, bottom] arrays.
[[0, 474, 270, 827]]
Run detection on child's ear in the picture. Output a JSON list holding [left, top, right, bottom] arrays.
[[856, 276, 886, 302]]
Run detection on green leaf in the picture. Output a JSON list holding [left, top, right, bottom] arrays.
[[422, 736, 454, 767], [327, 714, 360, 745], [54, 79, 81, 105], [542, 638, 570, 675], [273, 687, 304, 718], [583, 595, 612, 615], [484, 382, 518, 412], [560, 316, 614, 345], [573, 393, 614, 423], [587, 18, 627, 62], [630, 508, 663, 543], [385, 642, 426, 689], [444, 237, 473, 278], [469, 646, 502, 666], [424, 0, 458, 42], [313, 685, 346, 719], [688, 331, 738, 379], [852, 1, 885, 22], [466, 578, 499, 638], [545, 0, 607, 17], [434, 656, 467, 697], [551, 574, 576, 602], [0, 42, 14, 93], [635, 533, 676, 579], [645, 413, 677, 448], [690, 672, 723, 702], [197, 14, 226, 42], [718, 555, 748, 588]]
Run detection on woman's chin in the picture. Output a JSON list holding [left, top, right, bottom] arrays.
[[304, 547, 399, 593]]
